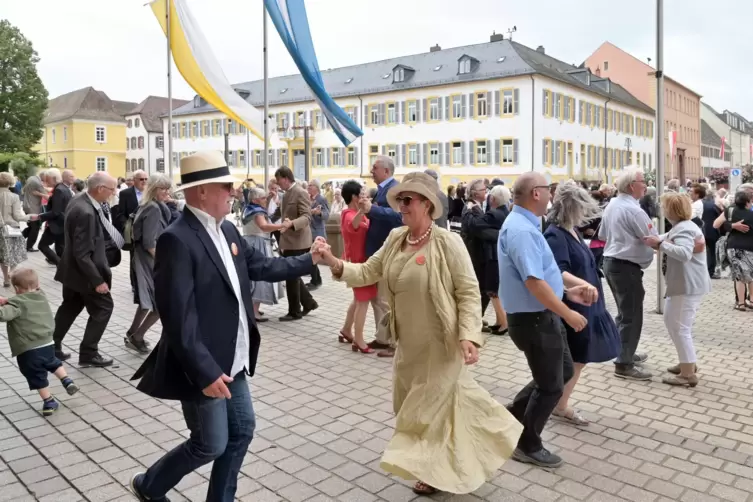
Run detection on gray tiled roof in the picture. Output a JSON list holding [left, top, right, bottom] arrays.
[[702, 119, 728, 147], [44, 87, 127, 124], [127, 96, 190, 133], [170, 39, 653, 118]]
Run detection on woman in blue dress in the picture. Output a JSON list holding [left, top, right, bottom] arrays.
[[544, 182, 621, 426]]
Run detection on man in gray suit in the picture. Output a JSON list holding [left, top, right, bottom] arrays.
[[424, 169, 448, 229], [306, 179, 330, 290]]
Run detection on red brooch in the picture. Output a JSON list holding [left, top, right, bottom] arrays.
[[416, 255, 426, 265]]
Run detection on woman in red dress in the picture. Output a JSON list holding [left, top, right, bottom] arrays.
[[338, 180, 378, 354]]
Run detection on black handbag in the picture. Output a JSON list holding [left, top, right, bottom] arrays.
[[104, 238, 122, 268]]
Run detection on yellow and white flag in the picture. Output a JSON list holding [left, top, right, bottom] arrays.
[[150, 0, 264, 139]]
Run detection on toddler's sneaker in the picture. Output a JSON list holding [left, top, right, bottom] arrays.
[[61, 377, 79, 396], [42, 397, 59, 416]]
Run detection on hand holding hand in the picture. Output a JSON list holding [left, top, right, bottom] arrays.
[[563, 309, 588, 332], [460, 340, 479, 365], [642, 235, 662, 249], [29, 214, 39, 221], [95, 283, 109, 294], [566, 285, 597, 306], [202, 374, 233, 399], [311, 206, 321, 216], [358, 197, 372, 214], [732, 221, 750, 233], [280, 219, 293, 232]]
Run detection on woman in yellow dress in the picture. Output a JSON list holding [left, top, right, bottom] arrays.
[[315, 172, 522, 495]]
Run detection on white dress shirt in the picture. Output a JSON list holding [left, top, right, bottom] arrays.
[[186, 204, 250, 377]]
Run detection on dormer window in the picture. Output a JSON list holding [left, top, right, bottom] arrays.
[[193, 95, 205, 108], [391, 64, 414, 84], [235, 89, 250, 100], [394, 68, 404, 82], [457, 55, 478, 75]]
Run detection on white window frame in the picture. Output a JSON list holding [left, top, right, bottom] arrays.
[[407, 101, 417, 122], [315, 148, 324, 167], [280, 149, 288, 167], [394, 67, 405, 82], [370, 105, 379, 126], [452, 95, 462, 119], [387, 103, 396, 124], [369, 145, 379, 167], [408, 144, 418, 166], [476, 93, 487, 117], [96, 156, 107, 172], [332, 148, 342, 166], [429, 143, 439, 165], [347, 147, 356, 166], [452, 142, 462, 165], [255, 151, 262, 166], [476, 140, 488, 165], [459, 58, 471, 74], [387, 144, 396, 160], [135, 118, 140, 128], [95, 126, 106, 143], [156, 135, 164, 149], [429, 98, 440, 121], [51, 128, 56, 144], [502, 139, 513, 165], [156, 158, 165, 173], [502, 90, 513, 115], [239, 150, 246, 167]]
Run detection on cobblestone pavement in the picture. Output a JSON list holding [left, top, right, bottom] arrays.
[[1, 251, 753, 502]]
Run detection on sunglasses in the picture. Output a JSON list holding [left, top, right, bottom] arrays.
[[395, 195, 422, 206], [135, 177, 148, 182]]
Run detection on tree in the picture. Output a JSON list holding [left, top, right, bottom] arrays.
[[0, 152, 43, 182], [0, 20, 48, 154]]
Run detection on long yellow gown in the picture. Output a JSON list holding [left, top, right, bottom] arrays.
[[340, 228, 523, 494]]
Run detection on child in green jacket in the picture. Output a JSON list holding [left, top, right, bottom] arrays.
[[0, 268, 78, 416]]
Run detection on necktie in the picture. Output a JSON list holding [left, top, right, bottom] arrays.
[[98, 207, 124, 249]]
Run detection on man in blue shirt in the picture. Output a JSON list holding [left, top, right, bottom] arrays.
[[358, 156, 402, 357], [499, 172, 595, 469]]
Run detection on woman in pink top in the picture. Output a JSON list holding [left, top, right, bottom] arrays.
[[338, 180, 378, 354]]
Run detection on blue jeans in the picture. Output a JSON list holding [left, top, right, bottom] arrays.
[[140, 374, 255, 502]]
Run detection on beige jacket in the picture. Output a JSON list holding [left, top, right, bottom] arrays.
[[276, 183, 312, 251], [0, 188, 30, 228], [339, 226, 483, 350]]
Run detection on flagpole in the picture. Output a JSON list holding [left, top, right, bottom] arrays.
[[263, 1, 269, 188], [167, 0, 174, 180], [246, 129, 251, 180], [655, 0, 665, 314]]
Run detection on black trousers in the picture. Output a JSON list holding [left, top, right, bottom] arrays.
[[480, 290, 490, 316], [507, 311, 573, 453], [282, 249, 315, 315], [310, 263, 322, 286], [53, 286, 113, 358], [23, 220, 41, 251], [38, 228, 63, 265], [705, 237, 718, 277]]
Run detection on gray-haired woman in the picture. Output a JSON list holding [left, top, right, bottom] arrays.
[[242, 187, 284, 321], [125, 174, 176, 353], [544, 183, 620, 426], [0, 172, 37, 286]]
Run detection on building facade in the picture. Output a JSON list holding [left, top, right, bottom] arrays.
[[126, 96, 189, 175], [166, 38, 654, 188], [701, 103, 752, 168], [701, 119, 731, 172], [35, 87, 135, 179], [584, 42, 702, 181]]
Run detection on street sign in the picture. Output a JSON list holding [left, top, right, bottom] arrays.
[[730, 168, 742, 194]]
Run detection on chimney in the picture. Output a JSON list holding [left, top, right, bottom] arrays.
[[594, 66, 601, 77], [430, 44, 441, 52], [490, 31, 504, 43], [536, 45, 545, 54]]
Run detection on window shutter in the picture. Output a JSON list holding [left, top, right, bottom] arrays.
[[365, 107, 371, 127], [353, 107, 358, 125], [486, 92, 492, 116], [469, 141, 475, 165], [445, 142, 450, 166], [555, 141, 560, 166], [444, 97, 450, 121], [436, 144, 442, 166], [379, 104, 386, 125], [423, 143, 428, 166], [461, 94, 467, 118], [494, 90, 501, 116], [271, 149, 277, 167], [422, 99, 428, 122], [468, 93, 474, 118], [381, 145, 386, 155], [514, 89, 520, 115], [542, 89, 546, 116], [354, 147, 359, 167], [401, 144, 406, 167], [542, 139, 547, 165], [495, 139, 500, 164], [513, 139, 519, 165], [578, 102, 582, 124], [401, 101, 406, 123]]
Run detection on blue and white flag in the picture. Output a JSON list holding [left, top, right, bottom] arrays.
[[265, 0, 363, 146]]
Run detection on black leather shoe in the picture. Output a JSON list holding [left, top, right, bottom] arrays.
[[279, 314, 302, 322], [130, 472, 171, 502], [306, 282, 321, 291], [79, 353, 113, 368], [55, 349, 71, 361], [302, 303, 319, 316]]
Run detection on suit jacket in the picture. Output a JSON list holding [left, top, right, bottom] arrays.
[[701, 199, 722, 240], [113, 186, 140, 233], [275, 183, 312, 251], [39, 183, 72, 235], [132, 208, 313, 401], [435, 192, 449, 229], [309, 193, 330, 239], [365, 178, 403, 257], [54, 194, 111, 292]]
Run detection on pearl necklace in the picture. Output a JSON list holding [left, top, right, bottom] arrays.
[[406, 225, 433, 246]]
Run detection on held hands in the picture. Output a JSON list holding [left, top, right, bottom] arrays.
[[460, 340, 479, 365], [203, 374, 233, 399], [29, 214, 39, 221], [310, 236, 336, 266], [311, 206, 322, 216], [566, 284, 597, 306], [95, 283, 109, 294], [642, 235, 662, 249], [280, 218, 293, 232]]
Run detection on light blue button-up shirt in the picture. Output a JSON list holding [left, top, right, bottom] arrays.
[[498, 206, 564, 313]]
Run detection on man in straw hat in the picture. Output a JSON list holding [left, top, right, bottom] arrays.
[[130, 151, 322, 502]]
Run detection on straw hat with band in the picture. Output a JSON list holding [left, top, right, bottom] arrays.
[[174, 151, 240, 191], [386, 172, 443, 220]]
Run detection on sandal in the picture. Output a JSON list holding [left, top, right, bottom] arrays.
[[412, 481, 438, 495], [552, 407, 589, 426], [338, 331, 354, 344], [734, 304, 747, 312]]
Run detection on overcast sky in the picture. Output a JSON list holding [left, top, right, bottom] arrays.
[[4, 0, 752, 118]]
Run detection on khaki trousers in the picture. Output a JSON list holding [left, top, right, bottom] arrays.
[[371, 280, 392, 346]]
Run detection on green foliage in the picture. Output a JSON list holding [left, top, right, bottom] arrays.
[[643, 165, 656, 186], [0, 151, 43, 181], [743, 165, 753, 184], [0, 20, 48, 154]]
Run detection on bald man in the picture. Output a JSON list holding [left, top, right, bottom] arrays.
[[498, 172, 595, 469]]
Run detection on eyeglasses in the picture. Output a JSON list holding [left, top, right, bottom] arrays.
[[135, 177, 148, 182], [395, 195, 418, 206]]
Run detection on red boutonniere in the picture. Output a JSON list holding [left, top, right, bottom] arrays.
[[416, 255, 426, 265]]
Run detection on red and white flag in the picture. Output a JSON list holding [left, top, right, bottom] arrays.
[[721, 137, 726, 160]]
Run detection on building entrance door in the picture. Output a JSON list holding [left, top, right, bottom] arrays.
[[677, 148, 686, 182]]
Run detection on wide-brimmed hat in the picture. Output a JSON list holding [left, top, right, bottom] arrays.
[[386, 172, 443, 220], [174, 151, 240, 191]]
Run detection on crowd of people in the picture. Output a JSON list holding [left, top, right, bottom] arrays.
[[0, 151, 748, 501]]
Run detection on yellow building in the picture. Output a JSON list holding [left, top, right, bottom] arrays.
[[35, 87, 136, 179]]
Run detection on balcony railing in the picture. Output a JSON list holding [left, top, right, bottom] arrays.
[[277, 126, 314, 141]]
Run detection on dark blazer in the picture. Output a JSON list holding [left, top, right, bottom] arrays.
[[113, 186, 139, 233], [365, 178, 402, 257], [702, 199, 722, 240], [132, 208, 313, 401], [435, 192, 449, 229], [39, 183, 72, 235], [461, 205, 508, 293], [54, 194, 111, 292]]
